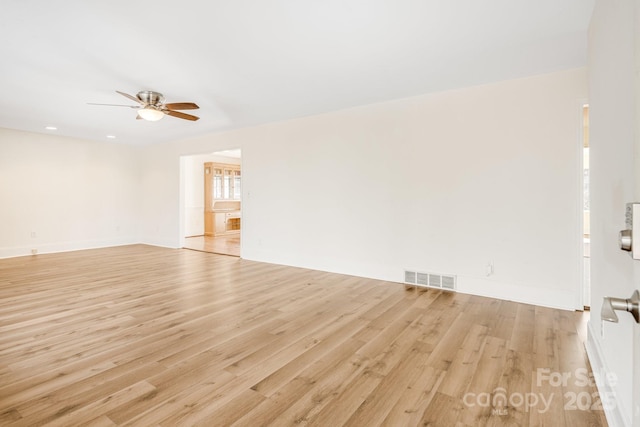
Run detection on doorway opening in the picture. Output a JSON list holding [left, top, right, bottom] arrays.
[[182, 149, 242, 257], [582, 104, 590, 309]]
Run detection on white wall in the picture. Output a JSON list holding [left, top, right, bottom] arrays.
[[144, 68, 587, 310], [183, 153, 241, 237], [1, 70, 587, 312], [0, 128, 141, 257], [586, 1, 639, 426]]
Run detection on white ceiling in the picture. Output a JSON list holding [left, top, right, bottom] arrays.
[[0, 0, 594, 145]]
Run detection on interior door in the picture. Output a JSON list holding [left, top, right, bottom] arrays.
[[630, 8, 640, 422]]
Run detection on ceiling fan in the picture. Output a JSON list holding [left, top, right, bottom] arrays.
[[89, 90, 200, 121]]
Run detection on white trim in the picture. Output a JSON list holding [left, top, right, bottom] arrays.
[[577, 98, 589, 310], [139, 237, 180, 249], [586, 322, 631, 427], [178, 155, 187, 249], [0, 237, 139, 259], [456, 275, 576, 310]]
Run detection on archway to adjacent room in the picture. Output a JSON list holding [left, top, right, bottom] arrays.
[[181, 149, 242, 257]]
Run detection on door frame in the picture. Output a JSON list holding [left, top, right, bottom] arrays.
[[178, 150, 243, 255], [577, 99, 590, 311]]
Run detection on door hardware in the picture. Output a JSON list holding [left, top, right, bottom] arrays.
[[619, 203, 640, 259], [601, 290, 640, 323]]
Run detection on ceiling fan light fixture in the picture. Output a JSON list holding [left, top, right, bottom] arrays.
[[138, 106, 164, 121], [91, 91, 199, 121]]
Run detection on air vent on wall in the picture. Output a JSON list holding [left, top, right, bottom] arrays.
[[416, 272, 429, 286], [403, 269, 457, 291], [428, 274, 441, 288], [404, 270, 416, 284], [441, 275, 456, 290]]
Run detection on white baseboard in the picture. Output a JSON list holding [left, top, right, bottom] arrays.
[[586, 322, 630, 427], [456, 275, 578, 310], [242, 248, 580, 311], [0, 237, 139, 259], [139, 236, 180, 249]]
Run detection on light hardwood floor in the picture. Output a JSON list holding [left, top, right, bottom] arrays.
[[0, 245, 607, 426], [184, 235, 241, 257]]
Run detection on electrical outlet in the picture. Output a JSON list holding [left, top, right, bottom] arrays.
[[31, 249, 37, 255], [486, 262, 494, 277], [30, 231, 36, 238]]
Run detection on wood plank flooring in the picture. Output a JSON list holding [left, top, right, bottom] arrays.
[[184, 235, 240, 257], [0, 245, 608, 426]]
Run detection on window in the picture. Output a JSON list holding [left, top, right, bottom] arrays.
[[205, 162, 241, 205]]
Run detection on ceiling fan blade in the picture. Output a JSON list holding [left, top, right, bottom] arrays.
[[164, 102, 199, 110], [136, 114, 143, 120], [116, 90, 143, 104], [165, 110, 200, 121], [88, 103, 139, 108]]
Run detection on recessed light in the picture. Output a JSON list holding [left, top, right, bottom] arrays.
[[45, 126, 57, 130], [106, 135, 116, 139]]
